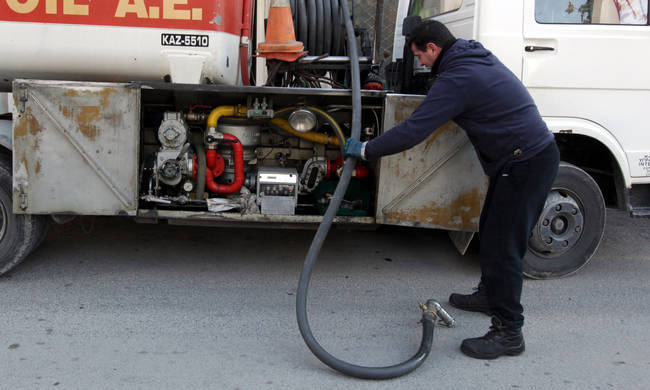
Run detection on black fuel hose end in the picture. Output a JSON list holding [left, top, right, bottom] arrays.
[[297, 295, 438, 380]]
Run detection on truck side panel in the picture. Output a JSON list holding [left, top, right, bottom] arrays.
[[375, 94, 488, 232], [12, 80, 140, 216]]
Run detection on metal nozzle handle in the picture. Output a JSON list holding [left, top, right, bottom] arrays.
[[428, 300, 456, 328]]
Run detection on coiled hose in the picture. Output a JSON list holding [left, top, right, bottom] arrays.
[[295, 1, 438, 380], [295, 0, 344, 56]]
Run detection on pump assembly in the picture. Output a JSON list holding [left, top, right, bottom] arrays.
[[139, 102, 367, 216]]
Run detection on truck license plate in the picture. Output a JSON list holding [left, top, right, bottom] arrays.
[[161, 34, 209, 47]]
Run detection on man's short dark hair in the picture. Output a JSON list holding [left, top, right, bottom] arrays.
[[407, 20, 456, 51]]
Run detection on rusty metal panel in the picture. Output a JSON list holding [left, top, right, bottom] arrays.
[[376, 94, 488, 232], [12, 80, 140, 215]]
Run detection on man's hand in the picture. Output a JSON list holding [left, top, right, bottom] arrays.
[[344, 138, 366, 160]]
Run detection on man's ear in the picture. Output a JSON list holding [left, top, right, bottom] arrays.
[[427, 42, 442, 55]]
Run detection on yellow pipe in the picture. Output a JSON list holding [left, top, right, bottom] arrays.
[[270, 118, 341, 146], [207, 105, 341, 146], [207, 105, 247, 128]]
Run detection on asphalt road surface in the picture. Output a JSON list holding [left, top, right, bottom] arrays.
[[1, 209, 649, 390]]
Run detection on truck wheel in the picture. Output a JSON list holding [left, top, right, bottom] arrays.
[[523, 162, 605, 279], [0, 158, 50, 276]]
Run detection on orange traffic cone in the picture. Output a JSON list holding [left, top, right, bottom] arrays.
[[257, 0, 307, 62]]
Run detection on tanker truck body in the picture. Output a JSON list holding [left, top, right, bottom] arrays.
[[1, 0, 646, 279], [0, 0, 247, 87]]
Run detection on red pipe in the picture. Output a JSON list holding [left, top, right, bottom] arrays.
[[206, 133, 244, 194], [328, 157, 370, 179], [240, 0, 253, 85], [207, 149, 217, 169]]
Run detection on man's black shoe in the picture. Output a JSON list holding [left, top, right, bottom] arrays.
[[460, 317, 525, 359], [448, 282, 491, 315]]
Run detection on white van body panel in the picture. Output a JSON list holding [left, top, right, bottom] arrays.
[[521, 0, 650, 183], [474, 0, 525, 79]]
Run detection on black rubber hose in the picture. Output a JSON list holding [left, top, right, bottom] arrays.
[[298, 0, 308, 47], [295, 0, 436, 380], [330, 0, 341, 56], [307, 0, 316, 56], [322, 0, 332, 55], [339, 7, 346, 56], [191, 133, 206, 200], [315, 0, 323, 55]]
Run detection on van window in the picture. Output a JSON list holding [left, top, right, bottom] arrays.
[[536, 0, 648, 25], [409, 0, 463, 18]]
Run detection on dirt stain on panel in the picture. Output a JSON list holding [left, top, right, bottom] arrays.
[[63, 90, 81, 98], [21, 154, 29, 172], [99, 88, 116, 108], [64, 86, 115, 111], [384, 187, 483, 231], [77, 106, 102, 141], [423, 122, 460, 152], [394, 100, 422, 124], [13, 108, 40, 138], [60, 105, 71, 119]]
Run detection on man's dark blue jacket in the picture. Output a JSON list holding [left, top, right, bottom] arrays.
[[364, 39, 554, 177]]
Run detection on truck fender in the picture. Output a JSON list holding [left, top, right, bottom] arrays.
[[544, 116, 630, 188], [0, 120, 12, 152]]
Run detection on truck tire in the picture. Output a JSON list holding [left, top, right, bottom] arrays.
[[523, 162, 605, 279], [0, 158, 50, 276]]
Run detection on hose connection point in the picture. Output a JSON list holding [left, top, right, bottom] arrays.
[[418, 301, 436, 317], [205, 126, 223, 149]]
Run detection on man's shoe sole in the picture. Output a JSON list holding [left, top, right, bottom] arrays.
[[460, 342, 525, 360], [448, 300, 492, 316]]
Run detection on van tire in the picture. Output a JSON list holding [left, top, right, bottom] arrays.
[[0, 158, 50, 276], [523, 162, 605, 279]]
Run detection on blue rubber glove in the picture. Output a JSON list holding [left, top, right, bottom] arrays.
[[344, 138, 366, 160]]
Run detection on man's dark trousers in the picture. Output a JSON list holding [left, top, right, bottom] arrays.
[[478, 142, 560, 329]]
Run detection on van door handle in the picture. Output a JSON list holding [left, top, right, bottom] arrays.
[[525, 46, 555, 52]]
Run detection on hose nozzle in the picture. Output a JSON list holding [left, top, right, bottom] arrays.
[[422, 300, 456, 328]]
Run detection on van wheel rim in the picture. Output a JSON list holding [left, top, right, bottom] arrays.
[[529, 189, 584, 258]]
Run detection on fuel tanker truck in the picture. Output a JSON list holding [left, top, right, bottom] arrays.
[[1, 0, 646, 282]]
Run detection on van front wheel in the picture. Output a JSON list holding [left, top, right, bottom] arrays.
[[523, 162, 605, 279]]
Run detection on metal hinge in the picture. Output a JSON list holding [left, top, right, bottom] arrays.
[[16, 84, 29, 114]]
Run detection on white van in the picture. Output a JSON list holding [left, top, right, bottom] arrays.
[[388, 0, 648, 276]]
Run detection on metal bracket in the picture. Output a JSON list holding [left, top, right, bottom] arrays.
[[18, 182, 28, 211], [247, 96, 274, 119]]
